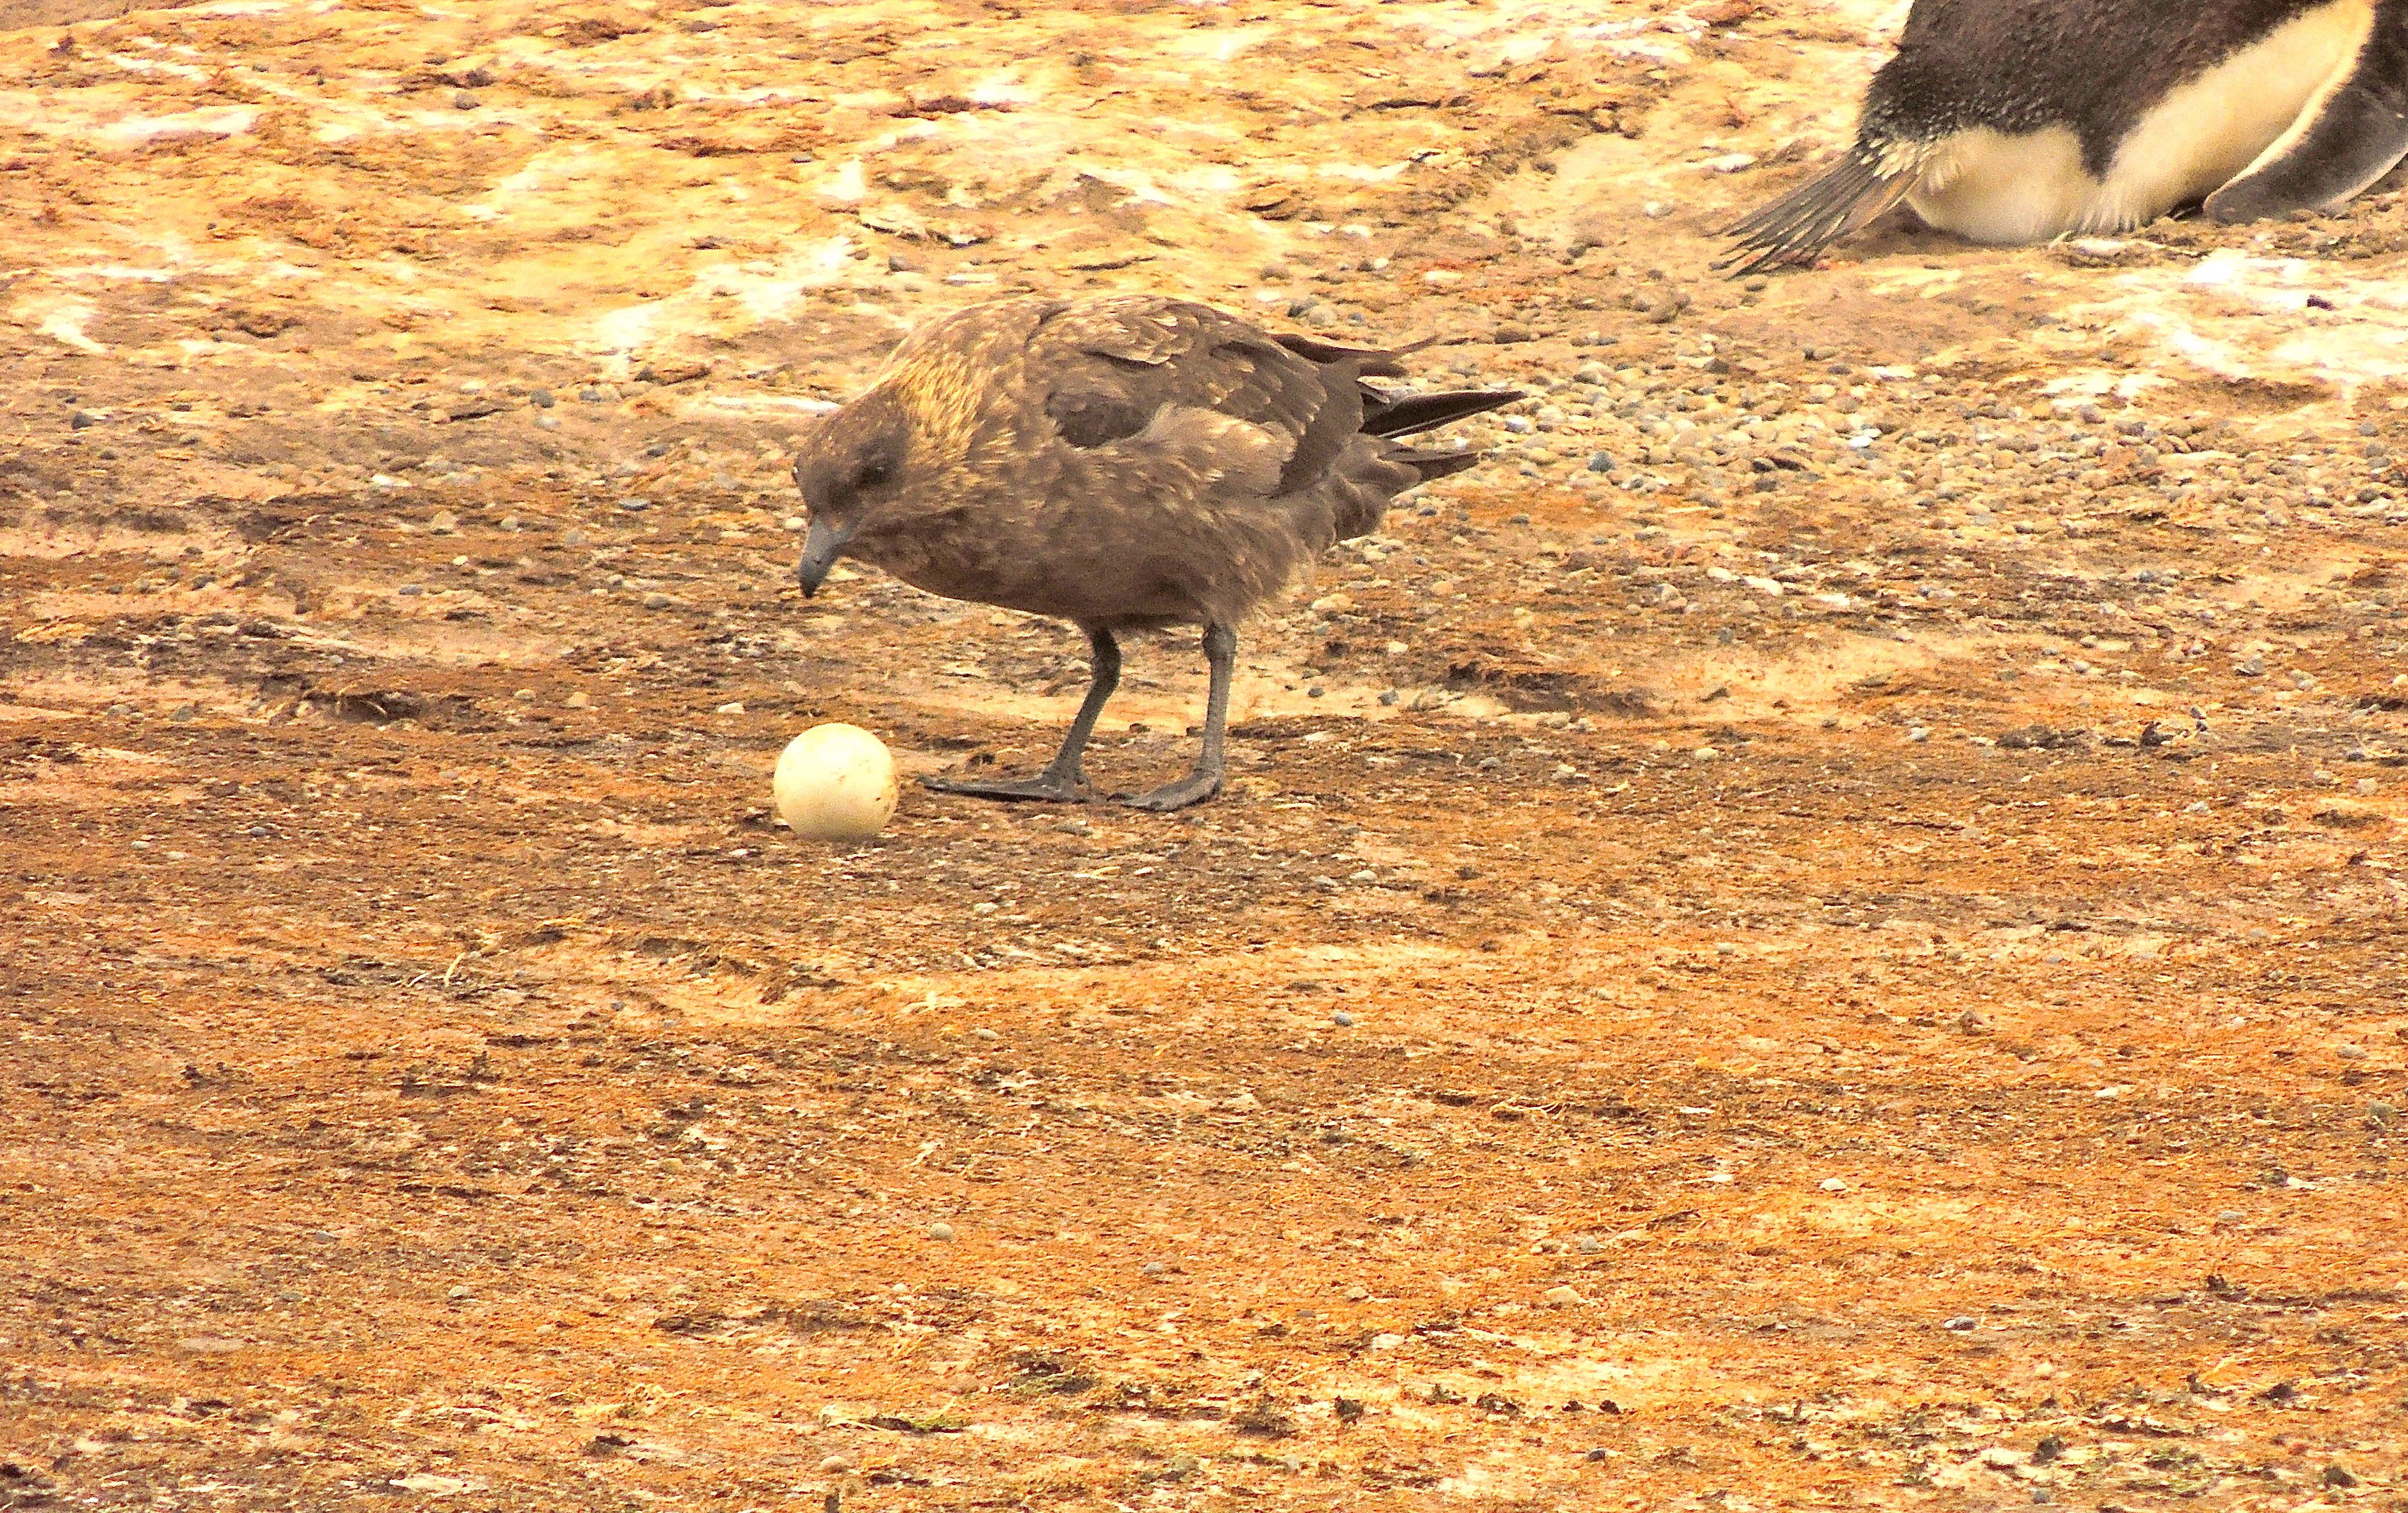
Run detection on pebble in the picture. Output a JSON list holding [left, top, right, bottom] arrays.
[[715, 701, 745, 714], [927, 1222, 954, 1241], [619, 497, 650, 512], [1819, 1177, 1848, 1192], [452, 90, 480, 109], [70, 408, 104, 429], [642, 592, 672, 610], [1331, 1010, 1355, 1027], [513, 688, 537, 702], [1142, 1261, 1166, 1276], [1943, 1315, 1977, 1331], [565, 692, 591, 709], [1541, 1285, 1584, 1307], [562, 529, 588, 547]]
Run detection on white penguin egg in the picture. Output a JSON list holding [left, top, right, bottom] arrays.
[[772, 723, 897, 842]]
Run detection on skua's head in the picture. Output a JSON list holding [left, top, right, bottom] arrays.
[[791, 390, 913, 597]]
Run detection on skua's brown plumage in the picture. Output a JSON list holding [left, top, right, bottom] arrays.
[[793, 294, 1520, 810]]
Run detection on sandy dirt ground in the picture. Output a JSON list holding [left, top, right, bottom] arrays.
[[3, 0, 2407, 1508]]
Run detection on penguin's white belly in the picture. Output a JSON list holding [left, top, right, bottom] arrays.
[[1906, 0, 2376, 244]]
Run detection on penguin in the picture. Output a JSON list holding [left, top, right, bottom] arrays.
[[1724, 0, 2408, 274]]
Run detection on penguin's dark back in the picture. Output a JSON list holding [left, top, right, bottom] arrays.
[[1865, 0, 2348, 173]]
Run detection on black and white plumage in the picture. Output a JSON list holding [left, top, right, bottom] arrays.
[[1726, 0, 2408, 274], [790, 294, 1521, 811]]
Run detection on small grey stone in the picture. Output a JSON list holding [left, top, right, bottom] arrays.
[[1331, 1010, 1355, 1027], [397, 584, 424, 597], [1943, 1315, 1977, 1331], [642, 592, 672, 610], [70, 408, 104, 429], [619, 497, 650, 512], [529, 389, 555, 409], [562, 529, 588, 547], [1142, 1261, 1166, 1275], [927, 1222, 954, 1241], [452, 90, 480, 109], [1586, 452, 1614, 472]]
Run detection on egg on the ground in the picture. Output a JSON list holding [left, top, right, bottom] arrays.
[[772, 722, 897, 841]]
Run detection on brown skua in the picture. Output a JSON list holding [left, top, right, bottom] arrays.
[[792, 294, 1522, 810]]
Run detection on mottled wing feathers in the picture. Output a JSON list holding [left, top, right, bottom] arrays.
[[1031, 297, 1352, 493]]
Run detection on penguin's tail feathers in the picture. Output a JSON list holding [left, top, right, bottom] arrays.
[[1716, 142, 1921, 278]]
